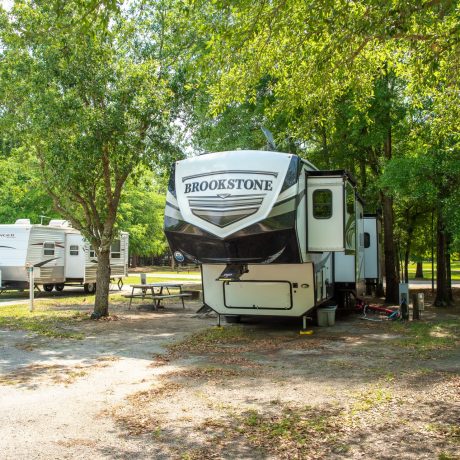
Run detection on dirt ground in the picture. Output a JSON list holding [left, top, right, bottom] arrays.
[[0, 295, 459, 460]]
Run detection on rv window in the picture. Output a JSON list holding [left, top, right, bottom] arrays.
[[43, 242, 55, 256], [89, 247, 96, 258], [364, 232, 370, 248], [70, 245, 79, 256], [111, 240, 121, 259], [312, 189, 333, 219]]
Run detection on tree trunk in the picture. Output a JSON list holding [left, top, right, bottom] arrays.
[[415, 262, 424, 279], [434, 211, 449, 307], [381, 193, 399, 304], [380, 71, 399, 304], [359, 158, 367, 192], [446, 232, 453, 302], [131, 254, 139, 268], [94, 248, 111, 317], [404, 216, 415, 284], [404, 248, 410, 284]]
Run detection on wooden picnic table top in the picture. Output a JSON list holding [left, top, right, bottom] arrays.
[[130, 283, 184, 289]]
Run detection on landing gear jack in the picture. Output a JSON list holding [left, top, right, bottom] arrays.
[[300, 315, 314, 335]]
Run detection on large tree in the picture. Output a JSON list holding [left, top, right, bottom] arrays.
[[0, 0, 179, 316], [181, 0, 459, 303]]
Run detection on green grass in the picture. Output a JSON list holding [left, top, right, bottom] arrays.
[[0, 302, 87, 339], [167, 325, 251, 356], [390, 320, 460, 352], [124, 274, 201, 285], [407, 261, 460, 280], [230, 406, 342, 457]]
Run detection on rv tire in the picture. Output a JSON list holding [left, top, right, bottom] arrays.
[[224, 315, 241, 324], [55, 283, 65, 292], [43, 284, 54, 292], [84, 282, 96, 294]]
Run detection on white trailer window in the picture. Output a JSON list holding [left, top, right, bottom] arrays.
[[111, 240, 121, 259], [89, 246, 96, 258], [43, 242, 55, 256], [312, 189, 333, 219], [69, 245, 79, 256]]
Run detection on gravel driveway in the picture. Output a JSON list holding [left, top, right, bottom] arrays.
[[0, 299, 459, 459]]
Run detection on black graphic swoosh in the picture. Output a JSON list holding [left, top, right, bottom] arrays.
[[34, 258, 59, 267]]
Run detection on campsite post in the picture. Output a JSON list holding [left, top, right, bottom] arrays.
[[26, 264, 34, 312]]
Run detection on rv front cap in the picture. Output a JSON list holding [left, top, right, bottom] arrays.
[[184, 178, 273, 194]]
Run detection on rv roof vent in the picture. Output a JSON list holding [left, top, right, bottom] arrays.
[[15, 219, 31, 225], [48, 219, 71, 228]]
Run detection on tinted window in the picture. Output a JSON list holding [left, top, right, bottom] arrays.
[[70, 245, 79, 256], [43, 242, 55, 256], [364, 232, 371, 248], [313, 189, 332, 219]]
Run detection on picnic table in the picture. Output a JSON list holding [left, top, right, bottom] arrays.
[[124, 282, 191, 310]]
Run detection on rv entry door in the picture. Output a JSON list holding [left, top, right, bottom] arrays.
[[306, 172, 356, 252], [65, 234, 85, 279]]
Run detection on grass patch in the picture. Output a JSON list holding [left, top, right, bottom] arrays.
[[124, 273, 201, 285], [222, 406, 344, 458], [390, 320, 460, 352], [0, 303, 87, 339], [167, 325, 252, 356], [350, 387, 393, 415], [407, 261, 460, 280]]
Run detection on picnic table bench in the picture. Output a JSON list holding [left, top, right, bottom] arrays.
[[124, 282, 192, 310]]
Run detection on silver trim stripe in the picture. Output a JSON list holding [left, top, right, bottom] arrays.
[[182, 170, 278, 182], [188, 193, 266, 227]]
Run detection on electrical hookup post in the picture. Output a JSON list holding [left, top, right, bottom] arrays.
[[26, 263, 34, 312], [399, 283, 410, 321]]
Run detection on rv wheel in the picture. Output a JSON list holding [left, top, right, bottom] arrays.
[[84, 283, 96, 294], [224, 315, 241, 324], [43, 284, 54, 292], [55, 283, 65, 292]]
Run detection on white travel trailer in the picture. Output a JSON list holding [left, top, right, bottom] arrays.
[[0, 219, 129, 293], [165, 150, 374, 322]]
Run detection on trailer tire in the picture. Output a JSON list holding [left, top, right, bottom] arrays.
[[55, 283, 65, 292], [224, 315, 241, 324], [43, 284, 54, 292], [84, 283, 96, 294]]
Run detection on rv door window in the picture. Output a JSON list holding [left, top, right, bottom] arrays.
[[43, 242, 55, 256], [110, 240, 121, 259], [69, 245, 79, 256], [364, 232, 370, 248], [312, 189, 333, 219]]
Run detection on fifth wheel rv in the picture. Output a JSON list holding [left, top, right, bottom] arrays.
[[0, 219, 129, 293], [164, 150, 380, 322]]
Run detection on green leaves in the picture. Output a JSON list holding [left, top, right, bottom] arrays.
[[0, 0, 179, 245]]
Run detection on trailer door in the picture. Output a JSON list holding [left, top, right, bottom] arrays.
[[307, 175, 346, 251], [65, 234, 85, 279]]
